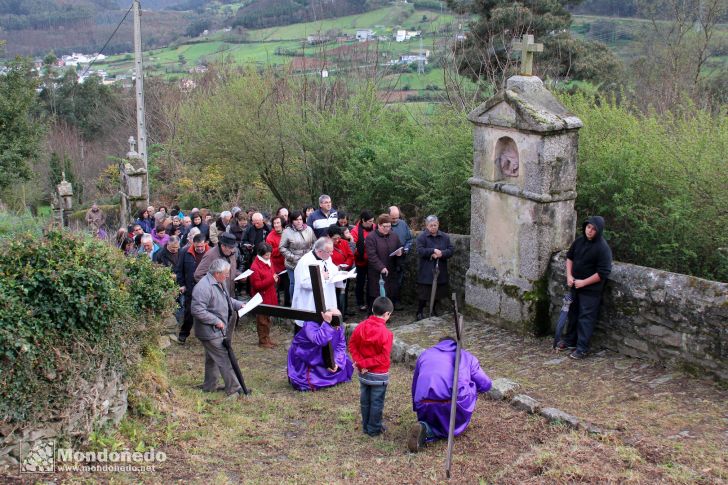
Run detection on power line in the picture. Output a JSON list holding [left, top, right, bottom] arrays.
[[77, 3, 134, 81]]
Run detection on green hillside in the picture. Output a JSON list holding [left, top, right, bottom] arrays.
[[94, 4, 461, 78]]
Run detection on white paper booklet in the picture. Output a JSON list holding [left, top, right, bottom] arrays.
[[238, 292, 263, 317], [234, 269, 254, 281]]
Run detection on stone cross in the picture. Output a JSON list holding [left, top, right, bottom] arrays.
[[512, 34, 543, 76]]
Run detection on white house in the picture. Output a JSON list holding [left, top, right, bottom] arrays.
[[399, 50, 430, 64], [355, 29, 375, 41], [395, 30, 420, 42]]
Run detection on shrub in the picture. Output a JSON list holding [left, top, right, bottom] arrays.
[[562, 93, 728, 281], [0, 231, 177, 423]]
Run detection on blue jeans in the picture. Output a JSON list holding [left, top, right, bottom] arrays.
[[360, 382, 387, 436], [287, 268, 295, 301], [420, 420, 437, 442]]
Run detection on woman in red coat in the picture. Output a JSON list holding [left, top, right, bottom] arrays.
[[249, 242, 279, 348], [265, 216, 289, 306], [328, 225, 355, 319], [351, 210, 376, 312]]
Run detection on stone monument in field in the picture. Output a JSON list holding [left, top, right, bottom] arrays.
[[465, 35, 582, 333]]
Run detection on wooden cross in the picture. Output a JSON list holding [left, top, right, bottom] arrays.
[[511, 34, 543, 76], [251, 264, 339, 368]]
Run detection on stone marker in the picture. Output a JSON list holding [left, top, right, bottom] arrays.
[[510, 394, 541, 414], [486, 378, 520, 401], [540, 407, 579, 428]]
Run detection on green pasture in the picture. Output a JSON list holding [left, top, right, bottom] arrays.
[[249, 4, 455, 41]]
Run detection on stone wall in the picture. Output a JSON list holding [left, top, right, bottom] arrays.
[[0, 360, 128, 470], [399, 233, 471, 309], [547, 252, 728, 380]]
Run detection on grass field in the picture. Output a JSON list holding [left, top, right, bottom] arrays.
[[91, 9, 728, 96], [94, 4, 461, 78]]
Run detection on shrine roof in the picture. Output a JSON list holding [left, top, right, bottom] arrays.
[[467, 76, 583, 133]]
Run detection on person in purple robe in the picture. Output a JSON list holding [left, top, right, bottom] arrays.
[[407, 337, 492, 452], [287, 308, 354, 391]]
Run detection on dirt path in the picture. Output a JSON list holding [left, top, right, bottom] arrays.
[[19, 311, 725, 484]]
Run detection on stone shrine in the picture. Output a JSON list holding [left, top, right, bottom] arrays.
[[465, 73, 582, 333]]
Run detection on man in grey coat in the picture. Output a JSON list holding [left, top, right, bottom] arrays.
[[192, 259, 246, 398]]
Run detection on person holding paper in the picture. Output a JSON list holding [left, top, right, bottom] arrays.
[[266, 215, 290, 306], [291, 237, 340, 327], [249, 242, 279, 348], [328, 226, 354, 320], [192, 259, 247, 398], [365, 214, 403, 313]]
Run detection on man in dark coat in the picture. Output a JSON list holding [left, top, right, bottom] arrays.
[[365, 214, 403, 312], [556, 215, 612, 359], [154, 236, 181, 268], [173, 234, 209, 344], [241, 212, 270, 270], [415, 215, 454, 320]]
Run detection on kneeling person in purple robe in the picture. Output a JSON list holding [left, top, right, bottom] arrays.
[[287, 309, 354, 391], [407, 337, 492, 452]]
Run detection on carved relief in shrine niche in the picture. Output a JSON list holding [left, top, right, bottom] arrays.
[[495, 137, 519, 178]]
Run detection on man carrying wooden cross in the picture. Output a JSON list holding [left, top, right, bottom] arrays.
[[287, 308, 354, 391]]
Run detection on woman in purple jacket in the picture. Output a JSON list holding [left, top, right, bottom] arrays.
[[408, 337, 492, 452]]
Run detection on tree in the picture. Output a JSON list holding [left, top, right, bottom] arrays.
[[0, 58, 43, 192], [630, 0, 727, 112], [39, 70, 120, 141], [447, 0, 622, 88]]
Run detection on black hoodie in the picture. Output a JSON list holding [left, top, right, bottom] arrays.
[[567, 215, 612, 295]]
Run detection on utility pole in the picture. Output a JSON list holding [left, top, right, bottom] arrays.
[[417, 36, 425, 74], [133, 0, 149, 206]]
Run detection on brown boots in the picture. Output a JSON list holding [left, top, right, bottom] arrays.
[[256, 315, 277, 348]]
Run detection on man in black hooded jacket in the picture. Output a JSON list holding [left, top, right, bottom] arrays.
[[556, 216, 612, 360]]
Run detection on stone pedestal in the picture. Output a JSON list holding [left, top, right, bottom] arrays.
[[465, 75, 582, 334]]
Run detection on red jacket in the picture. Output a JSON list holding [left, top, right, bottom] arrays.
[[351, 222, 376, 267], [348, 315, 393, 374], [249, 256, 278, 305], [265, 230, 285, 274], [331, 237, 354, 270]]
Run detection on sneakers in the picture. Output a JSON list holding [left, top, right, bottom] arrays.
[[569, 350, 588, 360], [555, 341, 575, 352], [415, 312, 424, 321], [407, 422, 426, 453]]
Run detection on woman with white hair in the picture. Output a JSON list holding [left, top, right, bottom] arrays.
[[415, 215, 454, 320]]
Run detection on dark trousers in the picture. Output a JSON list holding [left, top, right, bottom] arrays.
[[277, 271, 291, 307], [355, 265, 369, 308], [180, 296, 194, 339], [200, 337, 242, 396], [336, 287, 348, 319], [359, 382, 387, 436], [563, 291, 602, 353]]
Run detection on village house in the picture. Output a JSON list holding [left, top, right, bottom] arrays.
[[395, 30, 420, 42], [355, 29, 375, 42]]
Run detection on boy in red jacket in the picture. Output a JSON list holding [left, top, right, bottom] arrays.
[[348, 296, 394, 437]]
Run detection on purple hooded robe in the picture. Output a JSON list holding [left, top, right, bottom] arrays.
[[412, 340, 492, 439], [287, 321, 354, 391]]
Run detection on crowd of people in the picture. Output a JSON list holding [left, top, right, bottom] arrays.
[[85, 194, 611, 452]]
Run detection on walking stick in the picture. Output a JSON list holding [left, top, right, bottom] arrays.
[[428, 259, 440, 318], [445, 292, 463, 479], [221, 330, 251, 395]]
